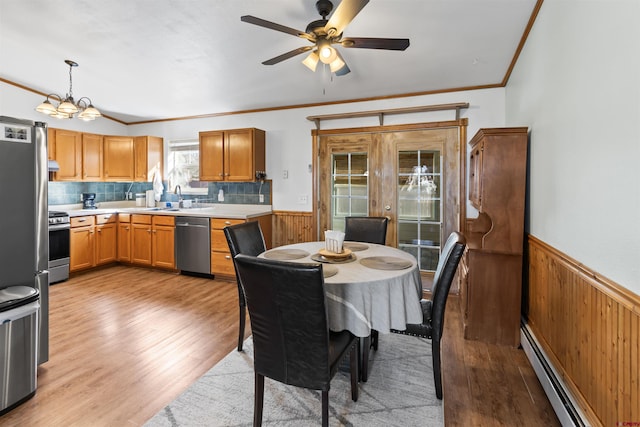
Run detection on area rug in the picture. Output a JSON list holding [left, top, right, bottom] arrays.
[[145, 333, 443, 426]]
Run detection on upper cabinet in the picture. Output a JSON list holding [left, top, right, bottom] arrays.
[[82, 133, 103, 181], [103, 136, 134, 181], [51, 129, 82, 181], [134, 136, 163, 182], [199, 128, 265, 181], [49, 128, 163, 183], [467, 127, 528, 253]]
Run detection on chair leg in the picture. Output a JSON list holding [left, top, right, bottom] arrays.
[[254, 372, 264, 426], [361, 335, 370, 382], [432, 337, 443, 400], [237, 304, 246, 351], [371, 330, 379, 350], [321, 390, 329, 427], [350, 341, 359, 402]]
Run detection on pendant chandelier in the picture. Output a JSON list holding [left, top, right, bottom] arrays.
[[36, 59, 101, 121]]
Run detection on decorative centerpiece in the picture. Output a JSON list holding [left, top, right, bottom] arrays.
[[321, 230, 352, 259]]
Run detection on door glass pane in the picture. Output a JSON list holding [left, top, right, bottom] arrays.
[[397, 149, 442, 272], [331, 152, 368, 231]]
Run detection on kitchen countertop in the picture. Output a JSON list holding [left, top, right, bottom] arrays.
[[53, 202, 272, 220]]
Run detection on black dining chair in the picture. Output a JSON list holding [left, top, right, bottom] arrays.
[[233, 254, 359, 427], [343, 216, 388, 381], [391, 231, 466, 399], [223, 221, 266, 352], [344, 216, 388, 245]]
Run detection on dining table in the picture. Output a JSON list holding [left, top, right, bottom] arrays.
[[259, 241, 423, 339]]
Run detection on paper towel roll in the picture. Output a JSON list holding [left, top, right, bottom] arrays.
[[146, 190, 155, 207]]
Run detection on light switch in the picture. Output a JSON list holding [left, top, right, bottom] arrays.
[[283, 170, 289, 179]]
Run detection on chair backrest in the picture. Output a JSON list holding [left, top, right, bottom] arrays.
[[344, 216, 388, 245], [233, 254, 333, 391], [224, 221, 267, 300], [430, 232, 466, 339]]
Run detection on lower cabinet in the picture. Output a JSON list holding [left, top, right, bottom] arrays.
[[117, 213, 131, 262], [70, 216, 95, 272], [210, 215, 272, 277], [210, 218, 245, 276], [70, 214, 117, 272], [96, 214, 117, 265], [130, 214, 175, 269], [152, 216, 175, 269]]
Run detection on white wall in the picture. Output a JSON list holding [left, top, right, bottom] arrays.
[[2, 77, 505, 212], [129, 88, 506, 212], [0, 82, 127, 135], [505, 0, 640, 292]]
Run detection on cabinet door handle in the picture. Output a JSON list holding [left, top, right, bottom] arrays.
[[224, 221, 231, 225], [78, 218, 86, 222], [125, 227, 130, 231], [225, 255, 231, 260], [219, 173, 224, 177]]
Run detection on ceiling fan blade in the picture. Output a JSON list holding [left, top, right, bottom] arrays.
[[324, 0, 369, 37], [341, 37, 410, 50], [241, 15, 310, 39], [262, 46, 314, 65]]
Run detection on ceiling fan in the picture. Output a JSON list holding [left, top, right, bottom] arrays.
[[241, 0, 410, 76]]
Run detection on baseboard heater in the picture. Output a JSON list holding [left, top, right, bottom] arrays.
[[520, 322, 590, 427]]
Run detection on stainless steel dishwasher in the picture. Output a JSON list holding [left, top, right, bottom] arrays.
[[176, 217, 211, 275]]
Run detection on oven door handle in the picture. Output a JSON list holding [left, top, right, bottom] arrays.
[[49, 223, 71, 231]]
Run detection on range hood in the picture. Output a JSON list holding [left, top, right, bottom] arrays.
[[48, 160, 60, 172]]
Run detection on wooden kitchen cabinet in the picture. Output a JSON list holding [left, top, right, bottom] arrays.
[[134, 136, 163, 182], [152, 216, 175, 269], [95, 213, 117, 265], [131, 215, 153, 265], [117, 213, 131, 262], [131, 214, 175, 269], [210, 218, 245, 276], [82, 132, 104, 181], [210, 215, 272, 277], [70, 214, 117, 271], [104, 136, 134, 181], [199, 128, 265, 181], [70, 215, 95, 271], [52, 129, 82, 181], [462, 127, 528, 347]]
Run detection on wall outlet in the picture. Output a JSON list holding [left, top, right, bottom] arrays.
[[297, 195, 308, 204], [259, 194, 264, 203], [283, 169, 289, 179]]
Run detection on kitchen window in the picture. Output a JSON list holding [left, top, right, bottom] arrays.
[[166, 139, 207, 195]]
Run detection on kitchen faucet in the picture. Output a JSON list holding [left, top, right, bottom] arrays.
[[175, 185, 183, 207]]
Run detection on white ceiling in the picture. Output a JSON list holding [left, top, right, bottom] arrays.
[[0, 0, 537, 124]]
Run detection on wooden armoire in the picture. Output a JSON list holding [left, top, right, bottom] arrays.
[[460, 127, 528, 346]]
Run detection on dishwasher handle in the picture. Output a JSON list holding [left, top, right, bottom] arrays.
[[175, 217, 210, 228]]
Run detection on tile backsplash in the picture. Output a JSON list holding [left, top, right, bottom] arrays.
[[48, 181, 271, 206]]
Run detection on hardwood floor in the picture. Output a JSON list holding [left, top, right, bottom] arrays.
[[0, 265, 559, 426]]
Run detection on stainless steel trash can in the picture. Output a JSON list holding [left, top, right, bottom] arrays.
[[0, 286, 39, 415]]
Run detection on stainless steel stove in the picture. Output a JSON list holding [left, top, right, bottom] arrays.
[[48, 211, 70, 284]]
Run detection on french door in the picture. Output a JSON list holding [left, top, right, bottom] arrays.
[[317, 124, 464, 274]]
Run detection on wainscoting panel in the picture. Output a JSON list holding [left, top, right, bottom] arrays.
[[271, 211, 314, 247], [526, 235, 639, 426]]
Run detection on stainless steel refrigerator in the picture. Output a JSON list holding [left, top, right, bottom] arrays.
[[0, 116, 49, 365]]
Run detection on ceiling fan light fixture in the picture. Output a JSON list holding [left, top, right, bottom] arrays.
[[302, 51, 320, 71], [317, 39, 337, 64], [329, 50, 346, 73], [35, 59, 100, 121]]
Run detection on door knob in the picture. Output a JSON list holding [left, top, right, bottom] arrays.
[[385, 205, 391, 211]]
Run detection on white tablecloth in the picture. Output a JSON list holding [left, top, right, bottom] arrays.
[[260, 242, 423, 337]]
